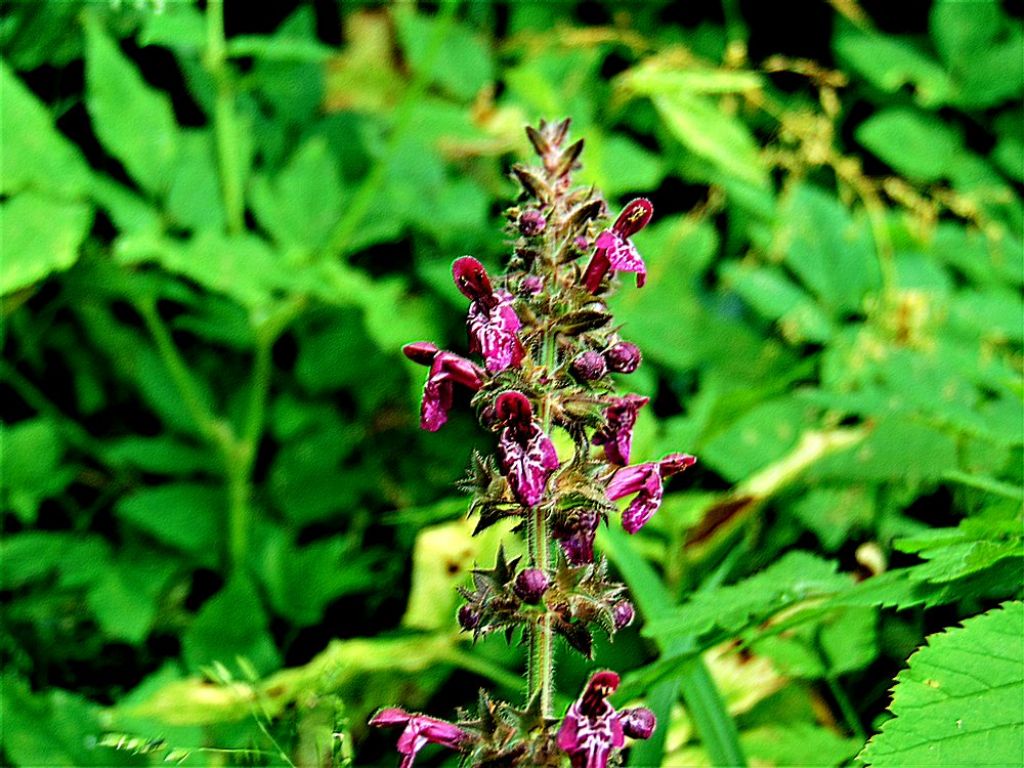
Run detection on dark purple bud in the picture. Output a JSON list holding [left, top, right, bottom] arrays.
[[613, 198, 654, 238], [574, 236, 590, 251], [518, 209, 547, 237], [457, 604, 480, 631], [612, 600, 635, 630], [402, 341, 439, 366], [495, 390, 533, 426], [571, 350, 608, 381], [604, 342, 642, 374], [620, 707, 656, 740], [453, 256, 493, 301], [513, 568, 550, 603]]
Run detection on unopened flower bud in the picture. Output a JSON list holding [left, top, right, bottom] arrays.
[[574, 236, 589, 251], [521, 274, 543, 295], [605, 342, 642, 373], [518, 209, 547, 237], [571, 350, 607, 381], [612, 600, 635, 630], [513, 568, 550, 603], [620, 707, 656, 740], [457, 604, 480, 631]]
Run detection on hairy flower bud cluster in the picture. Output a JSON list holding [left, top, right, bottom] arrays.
[[375, 119, 697, 768]]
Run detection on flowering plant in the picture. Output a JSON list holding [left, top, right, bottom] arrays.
[[373, 119, 696, 768]]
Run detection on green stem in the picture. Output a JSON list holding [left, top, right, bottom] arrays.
[[206, 0, 245, 235], [138, 301, 221, 445], [826, 673, 867, 742], [530, 320, 557, 716]]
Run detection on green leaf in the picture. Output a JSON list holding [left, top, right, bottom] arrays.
[[250, 136, 345, 251], [1, 418, 74, 524], [165, 130, 225, 231], [0, 192, 92, 295], [394, 9, 493, 101], [700, 398, 812, 483], [644, 552, 851, 642], [102, 435, 215, 476], [930, 0, 1024, 109], [85, 15, 179, 193], [856, 108, 961, 183], [182, 575, 281, 676], [860, 601, 1024, 767], [834, 25, 951, 107], [87, 554, 176, 643], [777, 182, 880, 313], [1, 674, 122, 767], [0, 60, 91, 197], [652, 91, 768, 187], [255, 529, 381, 626], [895, 507, 1024, 584], [722, 262, 834, 343], [114, 483, 221, 558]]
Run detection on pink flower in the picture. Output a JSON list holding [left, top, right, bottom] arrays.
[[606, 453, 697, 533], [453, 256, 525, 373], [494, 391, 559, 507], [582, 198, 654, 293], [369, 708, 469, 768], [403, 342, 484, 432], [592, 394, 649, 466], [557, 672, 657, 768]]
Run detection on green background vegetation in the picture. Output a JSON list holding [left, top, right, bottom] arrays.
[[2, 1, 1021, 766]]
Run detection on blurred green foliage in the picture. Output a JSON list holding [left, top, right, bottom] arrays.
[[1, 1, 1021, 766]]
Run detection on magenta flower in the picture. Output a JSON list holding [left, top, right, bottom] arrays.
[[554, 508, 599, 565], [592, 394, 649, 466], [581, 198, 654, 293], [369, 708, 469, 768], [555, 672, 621, 768], [494, 391, 559, 507], [606, 453, 697, 533], [453, 256, 525, 373], [403, 342, 484, 432]]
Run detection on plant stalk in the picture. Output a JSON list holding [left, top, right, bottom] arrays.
[[206, 0, 245, 235]]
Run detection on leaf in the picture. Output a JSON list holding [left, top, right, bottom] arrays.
[[0, 192, 92, 295], [776, 182, 880, 313], [860, 601, 1024, 767], [644, 552, 851, 642], [0, 60, 91, 197], [394, 8, 493, 101], [101, 435, 215, 476], [84, 15, 180, 193], [834, 25, 952, 107], [722, 262, 834, 343], [652, 91, 768, 187], [182, 574, 281, 676], [699, 398, 813, 483], [249, 135, 345, 251], [1, 418, 74, 524], [895, 507, 1024, 584], [255, 530, 381, 627], [114, 483, 221, 559], [87, 554, 176, 643], [164, 130, 225, 231], [856, 108, 961, 183]]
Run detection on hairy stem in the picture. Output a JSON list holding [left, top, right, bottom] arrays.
[[530, 319, 557, 716]]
